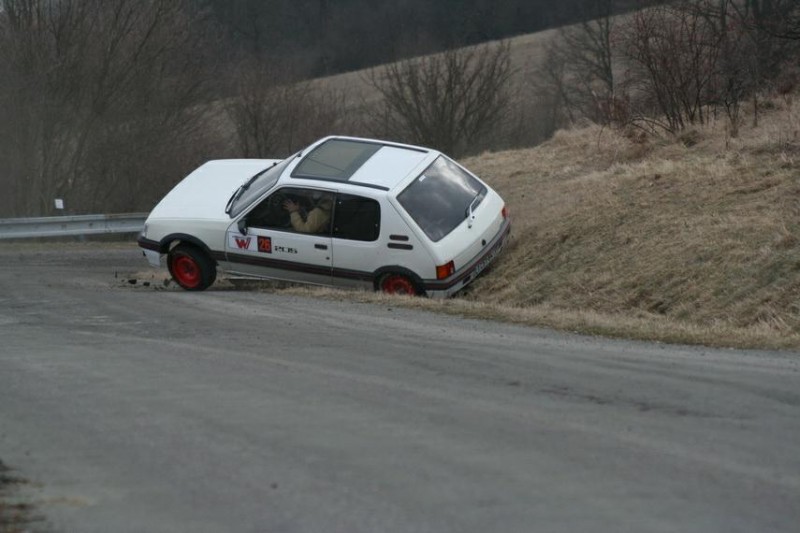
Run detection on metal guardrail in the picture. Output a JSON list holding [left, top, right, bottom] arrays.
[[0, 213, 147, 240]]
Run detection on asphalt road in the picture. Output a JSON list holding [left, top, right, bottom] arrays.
[[1, 243, 799, 533]]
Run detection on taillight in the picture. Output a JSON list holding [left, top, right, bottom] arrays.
[[501, 205, 510, 219], [436, 260, 455, 280]]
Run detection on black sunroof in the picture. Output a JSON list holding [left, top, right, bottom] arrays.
[[291, 139, 382, 182]]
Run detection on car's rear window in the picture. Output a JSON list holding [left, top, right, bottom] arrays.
[[397, 156, 486, 242]]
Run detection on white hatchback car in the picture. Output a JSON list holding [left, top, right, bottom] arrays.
[[138, 136, 510, 297]]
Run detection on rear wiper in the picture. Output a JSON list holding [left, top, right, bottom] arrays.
[[466, 192, 485, 228]]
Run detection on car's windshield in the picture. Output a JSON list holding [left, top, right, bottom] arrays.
[[228, 154, 298, 218], [397, 156, 486, 242]]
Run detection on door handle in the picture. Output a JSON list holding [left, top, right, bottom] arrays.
[[314, 243, 328, 250]]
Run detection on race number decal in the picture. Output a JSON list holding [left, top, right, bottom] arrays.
[[257, 236, 272, 254]]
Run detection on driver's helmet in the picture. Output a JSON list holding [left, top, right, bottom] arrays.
[[311, 191, 333, 210]]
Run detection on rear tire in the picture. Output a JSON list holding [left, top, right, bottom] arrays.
[[378, 273, 420, 296], [167, 244, 216, 291]]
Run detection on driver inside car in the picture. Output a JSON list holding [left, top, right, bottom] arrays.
[[282, 191, 333, 234]]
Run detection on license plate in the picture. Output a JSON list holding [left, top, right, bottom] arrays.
[[466, 239, 504, 285]]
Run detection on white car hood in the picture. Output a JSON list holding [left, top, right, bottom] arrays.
[[148, 159, 279, 221]]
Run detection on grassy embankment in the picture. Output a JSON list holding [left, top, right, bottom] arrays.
[[278, 94, 800, 350]]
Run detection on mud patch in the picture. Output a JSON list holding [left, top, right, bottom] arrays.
[[115, 271, 300, 292], [0, 460, 43, 532]]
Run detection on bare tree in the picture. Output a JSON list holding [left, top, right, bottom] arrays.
[[532, 38, 577, 129], [0, 0, 216, 216], [774, 4, 800, 41], [617, 1, 798, 136], [539, 0, 622, 126], [619, 2, 728, 133], [366, 41, 513, 156], [225, 57, 346, 158], [728, 0, 800, 126]]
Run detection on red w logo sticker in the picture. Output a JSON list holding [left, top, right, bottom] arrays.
[[234, 237, 251, 249]]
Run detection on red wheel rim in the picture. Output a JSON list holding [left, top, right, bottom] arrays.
[[171, 254, 201, 288], [381, 275, 415, 295]]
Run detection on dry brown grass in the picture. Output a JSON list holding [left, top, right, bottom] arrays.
[[454, 94, 800, 349]]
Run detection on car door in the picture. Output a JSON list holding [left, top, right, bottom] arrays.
[[224, 186, 334, 285], [329, 192, 383, 289]]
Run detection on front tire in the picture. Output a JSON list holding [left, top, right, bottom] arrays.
[[167, 244, 217, 291]]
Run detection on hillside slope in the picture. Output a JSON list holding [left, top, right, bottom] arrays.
[[459, 95, 800, 348]]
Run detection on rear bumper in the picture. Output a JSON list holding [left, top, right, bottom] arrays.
[[423, 218, 511, 298]]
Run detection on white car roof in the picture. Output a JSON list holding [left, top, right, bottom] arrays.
[[290, 137, 436, 192]]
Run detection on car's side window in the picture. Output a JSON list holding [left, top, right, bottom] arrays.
[[246, 187, 334, 236], [332, 193, 381, 242]]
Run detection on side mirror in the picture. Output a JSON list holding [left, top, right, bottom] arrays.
[[237, 219, 248, 235]]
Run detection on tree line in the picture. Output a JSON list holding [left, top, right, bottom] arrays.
[[0, 0, 216, 217], [537, 0, 800, 136], [197, 0, 653, 76], [0, 0, 797, 217]]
